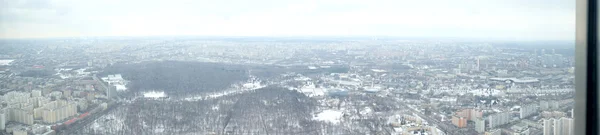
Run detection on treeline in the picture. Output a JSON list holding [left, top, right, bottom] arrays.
[[99, 61, 347, 97], [19, 69, 56, 78], [99, 61, 249, 96], [75, 87, 359, 135]]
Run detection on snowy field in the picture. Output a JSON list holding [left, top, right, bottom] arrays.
[[313, 110, 343, 124], [0, 60, 14, 65], [144, 91, 167, 98], [183, 81, 264, 101]]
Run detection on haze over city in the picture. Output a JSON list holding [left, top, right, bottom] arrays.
[[2, 0, 574, 40], [0, 0, 577, 135]]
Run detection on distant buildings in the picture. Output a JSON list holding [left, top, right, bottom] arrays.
[[0, 110, 5, 130], [488, 112, 511, 128], [543, 118, 553, 135], [540, 101, 549, 110], [101, 74, 128, 91], [107, 85, 117, 99], [32, 90, 42, 97], [451, 115, 467, 128], [456, 108, 483, 121], [13, 129, 27, 135], [541, 111, 566, 118], [3, 92, 35, 125], [543, 117, 574, 135], [540, 100, 560, 111], [452, 108, 484, 129], [7, 108, 34, 125], [1, 91, 78, 129], [485, 129, 501, 135], [519, 104, 538, 119], [41, 100, 77, 123], [508, 123, 530, 135], [474, 117, 485, 133], [389, 114, 442, 135]]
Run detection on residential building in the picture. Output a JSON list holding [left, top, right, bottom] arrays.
[[488, 112, 510, 128], [475, 117, 485, 133], [452, 115, 467, 128]]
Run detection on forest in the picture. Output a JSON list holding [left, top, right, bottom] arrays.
[[100, 61, 250, 96], [69, 87, 360, 135]]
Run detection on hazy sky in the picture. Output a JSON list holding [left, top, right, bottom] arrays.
[[0, 0, 575, 40]]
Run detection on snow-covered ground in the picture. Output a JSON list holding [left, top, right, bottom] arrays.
[[56, 68, 91, 79], [294, 76, 311, 81], [242, 81, 261, 89], [371, 69, 386, 72], [183, 80, 265, 101], [144, 91, 167, 98], [299, 87, 326, 97], [0, 60, 14, 65], [313, 109, 343, 124], [468, 89, 503, 96], [114, 84, 127, 91], [102, 74, 129, 91], [90, 113, 126, 133]]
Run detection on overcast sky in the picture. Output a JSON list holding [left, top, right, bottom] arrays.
[[0, 0, 575, 40]]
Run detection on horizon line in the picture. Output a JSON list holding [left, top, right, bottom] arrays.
[[0, 35, 575, 42]]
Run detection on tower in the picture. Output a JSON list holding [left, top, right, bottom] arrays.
[[475, 117, 485, 133], [0, 110, 5, 130], [477, 57, 481, 71]]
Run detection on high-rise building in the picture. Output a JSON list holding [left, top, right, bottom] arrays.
[[561, 117, 574, 135], [32, 90, 42, 97], [544, 118, 554, 135], [63, 90, 72, 99], [107, 85, 117, 99], [542, 111, 566, 118], [476, 57, 480, 71], [452, 115, 467, 128], [8, 108, 34, 125], [520, 104, 538, 119], [541, 49, 546, 55], [41, 100, 77, 123], [549, 101, 559, 110], [553, 118, 562, 135], [488, 112, 511, 128], [544, 117, 574, 135], [475, 117, 485, 133], [456, 108, 482, 121], [0, 110, 5, 130]]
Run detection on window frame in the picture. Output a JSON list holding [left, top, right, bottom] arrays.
[[575, 0, 598, 135]]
